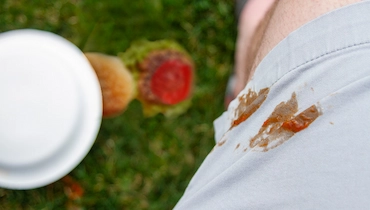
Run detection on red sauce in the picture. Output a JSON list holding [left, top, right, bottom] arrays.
[[262, 119, 270, 127], [281, 105, 320, 133], [232, 88, 269, 128], [138, 49, 194, 105], [218, 140, 226, 146], [248, 93, 321, 152], [151, 59, 193, 105], [232, 114, 250, 127]]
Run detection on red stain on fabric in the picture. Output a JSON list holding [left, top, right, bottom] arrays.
[[248, 93, 321, 152], [218, 140, 226, 147], [232, 88, 269, 128], [281, 105, 320, 133]]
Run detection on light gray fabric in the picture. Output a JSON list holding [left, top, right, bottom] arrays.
[[175, 1, 370, 209]]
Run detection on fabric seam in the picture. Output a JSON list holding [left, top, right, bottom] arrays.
[[270, 41, 370, 87]]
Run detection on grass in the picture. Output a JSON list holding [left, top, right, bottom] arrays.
[[0, 0, 236, 209]]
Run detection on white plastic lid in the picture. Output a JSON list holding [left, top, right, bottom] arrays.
[[0, 29, 102, 189]]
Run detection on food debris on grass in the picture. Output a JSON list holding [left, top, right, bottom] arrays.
[[85, 53, 135, 118], [120, 40, 195, 118], [85, 40, 195, 118]]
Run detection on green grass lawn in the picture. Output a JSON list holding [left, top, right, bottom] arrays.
[[0, 0, 236, 209]]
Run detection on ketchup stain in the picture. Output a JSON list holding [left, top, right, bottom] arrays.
[[281, 105, 320, 133], [248, 92, 321, 152], [232, 88, 269, 128], [219, 90, 321, 153], [218, 140, 226, 147]]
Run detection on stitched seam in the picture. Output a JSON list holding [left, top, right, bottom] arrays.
[[271, 41, 370, 87]]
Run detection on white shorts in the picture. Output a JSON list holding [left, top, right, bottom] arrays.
[[176, 1, 370, 209]]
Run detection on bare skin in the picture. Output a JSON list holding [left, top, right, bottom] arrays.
[[233, 0, 362, 96], [234, 0, 276, 96], [248, 0, 362, 82]]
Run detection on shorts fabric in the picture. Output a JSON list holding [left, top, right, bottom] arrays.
[[175, 1, 370, 209]]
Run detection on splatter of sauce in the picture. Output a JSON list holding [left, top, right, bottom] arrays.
[[218, 89, 321, 153], [249, 93, 321, 152], [214, 88, 269, 151], [232, 88, 269, 128], [281, 105, 320, 132], [218, 140, 226, 147], [62, 175, 84, 200]]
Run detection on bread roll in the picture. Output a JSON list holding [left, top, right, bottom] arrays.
[[85, 53, 135, 117]]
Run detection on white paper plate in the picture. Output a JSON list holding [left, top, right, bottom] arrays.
[[0, 29, 102, 189]]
